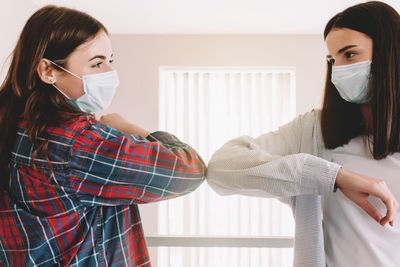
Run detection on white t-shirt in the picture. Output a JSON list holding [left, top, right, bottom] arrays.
[[323, 136, 400, 267]]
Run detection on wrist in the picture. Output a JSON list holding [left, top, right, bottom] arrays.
[[335, 167, 346, 189]]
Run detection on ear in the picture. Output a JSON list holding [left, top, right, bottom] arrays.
[[36, 59, 57, 84]]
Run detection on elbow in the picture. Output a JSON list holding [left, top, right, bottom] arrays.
[[189, 162, 207, 191], [205, 162, 234, 196], [176, 155, 207, 192]]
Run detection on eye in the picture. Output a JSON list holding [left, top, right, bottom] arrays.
[[345, 51, 356, 59], [92, 62, 103, 68]]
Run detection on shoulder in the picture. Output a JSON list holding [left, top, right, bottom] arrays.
[[278, 109, 321, 137], [276, 109, 323, 154], [296, 109, 321, 128], [50, 115, 125, 144], [300, 109, 325, 155], [297, 109, 323, 140]]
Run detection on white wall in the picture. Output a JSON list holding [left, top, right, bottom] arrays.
[[0, 1, 37, 82]]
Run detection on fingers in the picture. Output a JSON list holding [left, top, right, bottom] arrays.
[[358, 200, 382, 223], [379, 197, 398, 227], [369, 180, 398, 226], [341, 189, 383, 224], [336, 169, 398, 227]]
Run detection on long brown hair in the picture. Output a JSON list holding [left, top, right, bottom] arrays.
[[0, 5, 107, 191], [321, 1, 400, 159]]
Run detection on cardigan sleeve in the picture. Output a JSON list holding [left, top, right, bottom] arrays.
[[206, 110, 341, 199]]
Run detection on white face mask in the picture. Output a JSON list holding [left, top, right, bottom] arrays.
[[331, 60, 371, 104], [48, 60, 119, 113]]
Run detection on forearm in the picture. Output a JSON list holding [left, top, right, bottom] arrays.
[[70, 125, 206, 205], [207, 135, 340, 198]]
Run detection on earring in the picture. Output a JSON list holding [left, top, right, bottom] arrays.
[[49, 78, 55, 84]]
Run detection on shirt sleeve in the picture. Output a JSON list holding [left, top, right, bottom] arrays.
[[68, 122, 206, 206], [206, 110, 341, 199]]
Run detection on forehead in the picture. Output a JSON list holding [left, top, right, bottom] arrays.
[[68, 31, 112, 61], [325, 28, 372, 54]]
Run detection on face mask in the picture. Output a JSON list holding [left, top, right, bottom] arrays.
[[48, 60, 119, 113], [331, 60, 371, 104]]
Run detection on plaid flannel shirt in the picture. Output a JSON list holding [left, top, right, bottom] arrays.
[[0, 115, 206, 266]]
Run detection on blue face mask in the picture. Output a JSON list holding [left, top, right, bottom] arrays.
[[48, 60, 119, 113], [331, 60, 371, 104]]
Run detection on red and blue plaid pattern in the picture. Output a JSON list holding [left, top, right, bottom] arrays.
[[0, 115, 206, 266]]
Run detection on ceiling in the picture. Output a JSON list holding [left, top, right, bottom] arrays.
[[30, 0, 400, 34]]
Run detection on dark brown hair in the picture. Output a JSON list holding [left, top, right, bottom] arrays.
[[321, 1, 400, 159], [0, 5, 107, 191]]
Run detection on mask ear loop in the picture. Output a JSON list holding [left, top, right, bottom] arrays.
[[47, 60, 82, 80], [51, 82, 71, 99], [46, 59, 81, 99]]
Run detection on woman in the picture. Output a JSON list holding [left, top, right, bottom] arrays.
[[207, 2, 399, 267], [0, 5, 205, 266]]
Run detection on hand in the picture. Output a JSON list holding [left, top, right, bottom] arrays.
[[99, 113, 151, 137], [335, 168, 398, 227]]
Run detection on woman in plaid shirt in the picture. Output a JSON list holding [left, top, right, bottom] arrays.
[[0, 5, 206, 267]]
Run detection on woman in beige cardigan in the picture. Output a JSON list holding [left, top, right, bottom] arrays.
[[207, 2, 400, 267]]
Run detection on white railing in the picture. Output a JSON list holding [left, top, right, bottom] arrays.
[[147, 236, 294, 248]]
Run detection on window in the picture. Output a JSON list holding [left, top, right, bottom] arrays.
[[151, 66, 296, 267]]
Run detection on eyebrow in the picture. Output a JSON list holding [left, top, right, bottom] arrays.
[[337, 45, 357, 54], [88, 53, 114, 62], [326, 45, 358, 58]]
